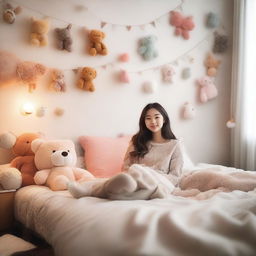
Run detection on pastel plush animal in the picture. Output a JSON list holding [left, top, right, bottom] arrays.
[[198, 76, 218, 103], [55, 24, 72, 52], [162, 64, 175, 83], [138, 35, 158, 61], [170, 11, 195, 40], [2, 3, 22, 24], [88, 30, 108, 56], [77, 67, 97, 92], [0, 132, 40, 188], [205, 54, 221, 77], [30, 17, 50, 46], [32, 139, 94, 191], [183, 102, 196, 119], [49, 69, 66, 92]]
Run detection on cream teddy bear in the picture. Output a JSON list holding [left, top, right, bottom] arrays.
[[32, 139, 94, 191]]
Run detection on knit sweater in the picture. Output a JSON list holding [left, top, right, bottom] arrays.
[[122, 139, 184, 185]]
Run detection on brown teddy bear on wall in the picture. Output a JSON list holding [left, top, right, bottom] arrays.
[[77, 67, 97, 92], [55, 24, 73, 52], [88, 30, 108, 56], [30, 17, 50, 46], [204, 54, 221, 77], [49, 69, 66, 92]]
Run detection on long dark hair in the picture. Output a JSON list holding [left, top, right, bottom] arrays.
[[130, 102, 176, 159]]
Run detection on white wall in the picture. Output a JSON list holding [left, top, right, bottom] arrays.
[[0, 0, 233, 165]]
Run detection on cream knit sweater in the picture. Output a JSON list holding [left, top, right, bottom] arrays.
[[122, 139, 184, 185]]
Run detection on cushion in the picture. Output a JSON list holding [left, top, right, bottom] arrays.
[[79, 135, 131, 178], [178, 137, 195, 171]]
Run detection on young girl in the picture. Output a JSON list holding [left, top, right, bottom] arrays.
[[68, 102, 183, 200]]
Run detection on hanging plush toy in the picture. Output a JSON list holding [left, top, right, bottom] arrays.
[[197, 76, 218, 103], [142, 80, 158, 94], [213, 32, 228, 53], [30, 17, 50, 46], [204, 54, 221, 77], [77, 67, 97, 91], [170, 11, 195, 40], [138, 35, 158, 61], [226, 119, 236, 128], [49, 69, 66, 92], [55, 24, 73, 52], [182, 102, 196, 119], [88, 30, 108, 56], [119, 70, 130, 83], [2, 3, 22, 24], [119, 53, 129, 62], [161, 64, 175, 83], [181, 67, 191, 79], [206, 12, 219, 28]]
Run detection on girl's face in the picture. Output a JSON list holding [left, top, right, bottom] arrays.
[[145, 108, 164, 133]]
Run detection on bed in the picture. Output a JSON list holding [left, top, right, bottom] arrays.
[[13, 136, 256, 256], [14, 163, 256, 256]]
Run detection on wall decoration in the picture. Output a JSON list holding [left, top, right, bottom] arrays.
[[181, 67, 191, 79], [55, 24, 72, 52], [54, 107, 64, 116], [213, 31, 228, 53], [119, 53, 129, 62], [36, 106, 46, 117], [77, 67, 97, 92], [197, 76, 218, 103], [161, 64, 175, 83], [170, 11, 195, 40], [88, 30, 108, 56], [204, 53, 221, 77], [206, 12, 219, 28], [0, 51, 46, 92], [2, 2, 22, 24], [30, 17, 50, 46], [119, 70, 130, 83], [49, 69, 66, 92], [138, 35, 158, 61], [142, 80, 158, 94], [182, 102, 196, 119]]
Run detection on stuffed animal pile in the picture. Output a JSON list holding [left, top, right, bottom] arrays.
[[32, 139, 94, 191], [0, 132, 40, 189]]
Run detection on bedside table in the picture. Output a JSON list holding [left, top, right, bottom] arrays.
[[0, 189, 16, 231]]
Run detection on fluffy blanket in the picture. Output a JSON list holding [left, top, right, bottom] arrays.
[[68, 164, 256, 200]]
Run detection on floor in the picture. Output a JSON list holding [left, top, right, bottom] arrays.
[[0, 221, 54, 256]]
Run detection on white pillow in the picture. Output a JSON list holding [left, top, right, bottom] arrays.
[[178, 138, 195, 171]]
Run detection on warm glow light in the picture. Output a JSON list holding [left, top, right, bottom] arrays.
[[21, 102, 35, 115]]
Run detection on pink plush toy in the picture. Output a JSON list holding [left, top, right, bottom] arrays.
[[170, 11, 195, 40], [119, 70, 130, 83], [32, 139, 94, 191], [198, 76, 218, 103]]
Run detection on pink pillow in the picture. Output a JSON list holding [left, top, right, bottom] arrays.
[[79, 136, 131, 178]]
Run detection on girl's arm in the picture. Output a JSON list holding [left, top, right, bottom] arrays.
[[121, 141, 135, 172]]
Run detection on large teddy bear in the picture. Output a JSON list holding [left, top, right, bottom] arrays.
[[32, 139, 94, 191], [0, 132, 40, 189]]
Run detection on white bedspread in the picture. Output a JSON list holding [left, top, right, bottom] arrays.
[[15, 165, 256, 256]]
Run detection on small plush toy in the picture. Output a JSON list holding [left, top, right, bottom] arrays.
[[182, 102, 196, 119], [88, 30, 108, 56], [181, 67, 191, 79], [170, 11, 195, 40], [138, 35, 158, 61], [49, 69, 66, 92], [204, 54, 221, 77], [32, 139, 94, 191], [2, 3, 22, 24], [213, 32, 228, 53], [226, 119, 236, 129], [30, 17, 50, 46], [161, 64, 175, 83], [119, 70, 130, 83], [206, 12, 219, 28], [142, 80, 158, 94], [77, 67, 97, 92], [16, 61, 46, 92], [55, 24, 72, 52], [197, 76, 218, 103], [0, 132, 40, 188], [119, 53, 129, 62]]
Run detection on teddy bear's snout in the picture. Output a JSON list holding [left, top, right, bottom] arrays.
[[51, 150, 73, 166]]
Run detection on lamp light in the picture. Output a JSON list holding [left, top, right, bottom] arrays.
[[21, 102, 35, 115]]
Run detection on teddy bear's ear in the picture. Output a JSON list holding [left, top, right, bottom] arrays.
[[31, 138, 44, 153], [0, 132, 17, 149]]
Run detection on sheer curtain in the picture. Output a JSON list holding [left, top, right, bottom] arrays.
[[231, 0, 256, 171]]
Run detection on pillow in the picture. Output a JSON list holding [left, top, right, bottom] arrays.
[[79, 135, 131, 178], [178, 138, 195, 171]]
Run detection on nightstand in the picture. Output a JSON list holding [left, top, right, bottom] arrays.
[[0, 190, 16, 231]]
